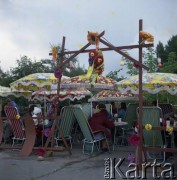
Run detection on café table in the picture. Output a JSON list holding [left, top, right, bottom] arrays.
[[113, 121, 128, 151]]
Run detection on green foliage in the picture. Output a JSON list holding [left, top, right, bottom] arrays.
[[106, 69, 125, 82], [143, 48, 158, 73], [122, 51, 139, 75], [156, 35, 177, 65], [63, 63, 87, 77], [156, 42, 167, 63]]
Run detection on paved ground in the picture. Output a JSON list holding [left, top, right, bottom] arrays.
[[0, 144, 177, 180]]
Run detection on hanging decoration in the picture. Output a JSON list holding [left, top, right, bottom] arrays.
[[54, 68, 63, 79], [87, 32, 99, 45], [79, 33, 104, 84], [51, 45, 58, 62], [139, 31, 154, 44]]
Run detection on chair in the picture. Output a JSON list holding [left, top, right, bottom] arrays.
[[81, 103, 91, 120], [158, 103, 174, 118], [105, 104, 112, 116], [73, 106, 110, 154], [138, 106, 166, 163], [4, 106, 26, 146], [55, 106, 76, 149], [118, 103, 139, 145]]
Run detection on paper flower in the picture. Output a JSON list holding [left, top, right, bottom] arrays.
[[54, 68, 63, 79], [51, 46, 58, 62], [139, 31, 154, 44], [16, 114, 20, 120], [145, 124, 152, 131], [37, 148, 46, 157], [87, 32, 99, 45], [128, 134, 140, 147], [166, 126, 173, 133], [127, 153, 135, 163]]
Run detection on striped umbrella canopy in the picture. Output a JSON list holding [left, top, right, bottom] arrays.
[[10, 73, 69, 91], [116, 73, 177, 95], [31, 88, 92, 102], [60, 75, 117, 90], [0, 85, 31, 99], [88, 90, 139, 102]]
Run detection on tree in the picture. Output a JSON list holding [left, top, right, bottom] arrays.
[[167, 52, 177, 63], [63, 62, 87, 77], [106, 69, 125, 82], [122, 51, 138, 76], [156, 42, 167, 64], [143, 48, 158, 73], [165, 35, 177, 57]]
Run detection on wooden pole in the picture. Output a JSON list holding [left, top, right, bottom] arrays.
[[44, 36, 71, 155], [138, 19, 143, 169], [49, 44, 153, 56], [99, 38, 149, 71]]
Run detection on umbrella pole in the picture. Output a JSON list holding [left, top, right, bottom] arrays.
[[167, 92, 169, 103], [90, 100, 93, 117], [156, 93, 159, 106]]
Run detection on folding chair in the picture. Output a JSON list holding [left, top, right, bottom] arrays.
[[73, 106, 110, 154], [118, 103, 139, 146], [55, 106, 76, 149], [81, 103, 91, 120], [138, 106, 166, 163], [4, 106, 26, 146]]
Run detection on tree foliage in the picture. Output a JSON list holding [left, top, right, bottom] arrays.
[[156, 35, 177, 66], [106, 69, 125, 82], [143, 48, 158, 73]]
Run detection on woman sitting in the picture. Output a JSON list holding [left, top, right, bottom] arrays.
[[88, 103, 115, 150]]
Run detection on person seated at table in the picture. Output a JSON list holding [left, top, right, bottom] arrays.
[[88, 103, 115, 150], [117, 102, 127, 121], [111, 102, 117, 116]]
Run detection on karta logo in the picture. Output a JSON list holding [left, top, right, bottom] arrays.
[[104, 158, 176, 179]]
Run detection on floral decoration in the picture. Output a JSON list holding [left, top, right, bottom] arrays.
[[127, 153, 135, 163], [145, 123, 152, 131], [128, 134, 140, 147], [37, 148, 46, 157], [16, 114, 20, 120], [54, 68, 63, 79], [51, 45, 58, 62], [166, 126, 173, 133], [87, 32, 99, 45]]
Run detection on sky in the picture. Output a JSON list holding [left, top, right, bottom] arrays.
[[0, 0, 177, 77]]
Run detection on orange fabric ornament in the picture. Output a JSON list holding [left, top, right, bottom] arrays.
[[139, 31, 154, 43], [51, 46, 58, 62]]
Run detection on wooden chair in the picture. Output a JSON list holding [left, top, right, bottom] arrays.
[[73, 106, 110, 154], [4, 106, 26, 146]]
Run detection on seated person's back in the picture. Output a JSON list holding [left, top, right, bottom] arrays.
[[88, 103, 114, 139]]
